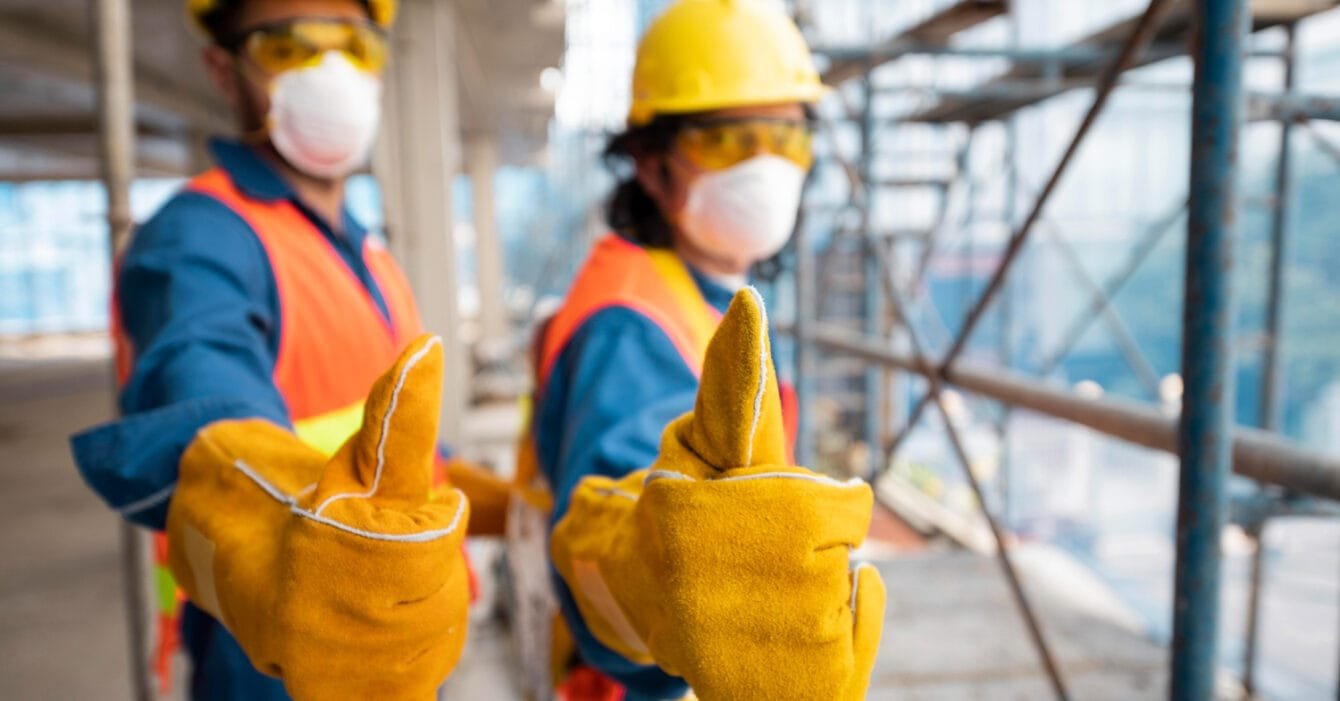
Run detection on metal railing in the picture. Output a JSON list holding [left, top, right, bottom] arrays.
[[799, 323, 1340, 502]]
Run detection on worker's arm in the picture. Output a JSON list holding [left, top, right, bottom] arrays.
[[549, 290, 885, 700], [70, 193, 290, 529], [535, 306, 700, 698], [167, 335, 470, 699]]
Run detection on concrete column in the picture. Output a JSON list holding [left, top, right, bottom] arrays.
[[375, 0, 466, 447], [466, 134, 507, 345]]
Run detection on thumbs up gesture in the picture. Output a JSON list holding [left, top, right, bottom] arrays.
[[167, 335, 470, 700], [551, 289, 884, 700]]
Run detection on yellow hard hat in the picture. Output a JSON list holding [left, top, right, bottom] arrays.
[[628, 0, 827, 126], [186, 0, 398, 35]]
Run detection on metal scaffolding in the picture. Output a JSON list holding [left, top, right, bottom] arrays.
[[795, 0, 1340, 697], [88, 1, 152, 699]]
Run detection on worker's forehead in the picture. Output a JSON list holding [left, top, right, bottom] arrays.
[[234, 0, 370, 27]]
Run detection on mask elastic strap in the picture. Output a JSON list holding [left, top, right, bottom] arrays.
[[231, 54, 279, 145], [235, 53, 290, 146]]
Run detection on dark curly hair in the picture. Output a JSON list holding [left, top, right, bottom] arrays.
[[601, 115, 689, 249]]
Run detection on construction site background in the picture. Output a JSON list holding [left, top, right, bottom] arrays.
[[4, 0, 1340, 699]]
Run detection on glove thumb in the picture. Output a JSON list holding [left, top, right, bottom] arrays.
[[312, 334, 443, 514], [679, 287, 788, 473]]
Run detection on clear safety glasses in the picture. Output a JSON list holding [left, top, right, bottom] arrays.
[[226, 18, 388, 75], [674, 119, 815, 171]]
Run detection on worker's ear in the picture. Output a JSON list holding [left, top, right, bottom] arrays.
[[203, 47, 271, 135], [202, 46, 244, 108], [635, 153, 693, 219], [633, 152, 671, 205]]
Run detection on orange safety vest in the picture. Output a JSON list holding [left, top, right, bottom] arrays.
[[115, 168, 425, 451], [530, 234, 798, 701], [112, 167, 434, 693], [538, 233, 798, 449]]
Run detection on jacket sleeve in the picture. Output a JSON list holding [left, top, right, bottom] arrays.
[[534, 306, 698, 699], [70, 192, 291, 529]]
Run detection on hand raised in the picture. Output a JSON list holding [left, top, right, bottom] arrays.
[[169, 335, 471, 701]]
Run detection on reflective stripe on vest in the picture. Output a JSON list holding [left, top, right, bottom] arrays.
[[293, 399, 365, 458]]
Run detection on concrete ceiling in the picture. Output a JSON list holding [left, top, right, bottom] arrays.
[[0, 0, 564, 180], [454, 0, 565, 164]]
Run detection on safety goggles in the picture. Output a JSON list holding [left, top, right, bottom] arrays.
[[224, 18, 389, 75], [674, 118, 814, 171]]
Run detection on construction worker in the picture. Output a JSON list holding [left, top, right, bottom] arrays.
[[68, 1, 507, 698], [532, 1, 886, 698]]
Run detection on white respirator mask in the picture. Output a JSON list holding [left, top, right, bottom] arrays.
[[677, 155, 806, 264], [267, 51, 382, 180]]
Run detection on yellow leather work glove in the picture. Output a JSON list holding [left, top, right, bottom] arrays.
[[445, 457, 510, 536], [551, 288, 885, 700], [166, 335, 471, 700]]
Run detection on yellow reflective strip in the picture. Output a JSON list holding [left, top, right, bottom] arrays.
[[645, 249, 720, 370], [293, 400, 365, 458]]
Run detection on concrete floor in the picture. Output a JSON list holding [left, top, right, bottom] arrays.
[[872, 549, 1167, 699], [0, 359, 133, 699], [0, 357, 1171, 700], [0, 359, 523, 701]]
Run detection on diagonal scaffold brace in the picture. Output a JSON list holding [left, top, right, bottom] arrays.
[[880, 0, 1182, 469]]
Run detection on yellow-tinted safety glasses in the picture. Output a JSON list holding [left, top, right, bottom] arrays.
[[675, 119, 814, 171], [228, 18, 388, 75]]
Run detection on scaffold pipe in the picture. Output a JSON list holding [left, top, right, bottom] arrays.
[[90, 1, 153, 699], [1173, 0, 1247, 695], [798, 325, 1340, 502]]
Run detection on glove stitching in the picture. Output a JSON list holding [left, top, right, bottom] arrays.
[[643, 469, 688, 485], [849, 561, 873, 613], [743, 286, 768, 467], [292, 495, 466, 543], [644, 469, 865, 488], [233, 457, 300, 504], [716, 472, 867, 487], [592, 486, 639, 501], [233, 458, 467, 543], [313, 335, 443, 517]]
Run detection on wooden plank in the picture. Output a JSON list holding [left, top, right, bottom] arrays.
[[904, 0, 1339, 124]]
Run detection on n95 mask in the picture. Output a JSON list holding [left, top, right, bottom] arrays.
[[269, 51, 382, 180], [678, 155, 806, 264]]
